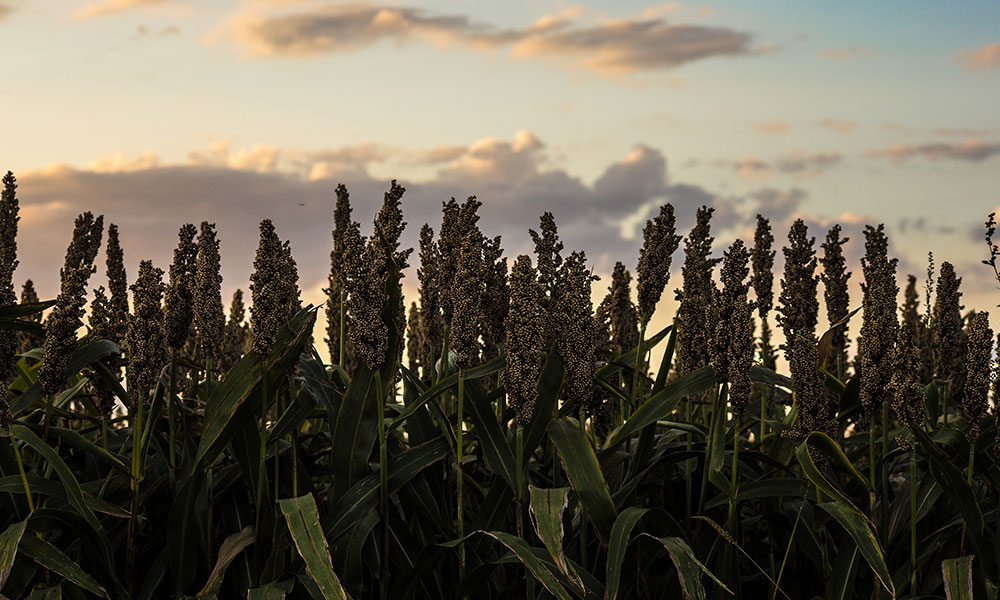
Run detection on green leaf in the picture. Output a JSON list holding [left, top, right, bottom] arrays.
[[0, 518, 28, 591], [10, 425, 103, 535], [827, 541, 859, 600], [603, 366, 716, 453], [707, 385, 731, 497], [522, 348, 564, 467], [197, 526, 256, 597], [330, 366, 376, 496], [0, 300, 56, 319], [816, 502, 894, 596], [548, 418, 617, 544], [18, 534, 107, 598], [528, 486, 583, 594], [475, 531, 575, 600], [605, 507, 648, 600], [597, 324, 672, 380], [794, 432, 869, 514], [463, 379, 517, 490], [640, 534, 732, 600], [325, 438, 449, 540], [942, 555, 974, 600], [278, 494, 350, 600]]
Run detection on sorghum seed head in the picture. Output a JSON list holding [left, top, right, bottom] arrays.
[[675, 206, 720, 376], [963, 311, 992, 442], [126, 260, 166, 408], [194, 222, 225, 359], [163, 224, 198, 351], [777, 219, 819, 343], [504, 255, 546, 424], [857, 224, 899, 419], [820, 225, 851, 378], [636, 203, 681, 324], [105, 224, 129, 344]]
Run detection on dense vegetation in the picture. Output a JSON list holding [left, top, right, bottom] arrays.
[[1, 170, 998, 599]]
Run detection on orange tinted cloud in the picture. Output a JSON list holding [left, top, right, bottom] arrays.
[[818, 46, 874, 60], [959, 42, 1000, 70], [864, 140, 1000, 162], [753, 120, 788, 134], [72, 0, 173, 20], [819, 119, 857, 133]]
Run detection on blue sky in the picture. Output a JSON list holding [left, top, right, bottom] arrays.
[[1, 0, 999, 352]]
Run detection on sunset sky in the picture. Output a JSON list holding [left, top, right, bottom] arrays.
[[2, 0, 999, 357]]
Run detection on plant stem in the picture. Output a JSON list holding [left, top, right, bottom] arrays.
[[629, 320, 648, 421], [376, 372, 389, 600], [772, 498, 805, 600], [910, 451, 917, 595], [168, 349, 177, 482], [457, 370, 465, 585], [8, 430, 34, 511], [880, 398, 889, 545], [338, 289, 346, 369]]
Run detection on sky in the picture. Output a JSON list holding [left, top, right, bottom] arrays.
[[2, 0, 999, 361]]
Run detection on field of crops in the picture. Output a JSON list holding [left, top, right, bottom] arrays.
[[2, 170, 999, 599]]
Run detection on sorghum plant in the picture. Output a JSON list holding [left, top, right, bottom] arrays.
[[820, 224, 851, 379]]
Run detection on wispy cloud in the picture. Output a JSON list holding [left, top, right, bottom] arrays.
[[864, 140, 1000, 162], [958, 42, 1000, 70], [218, 2, 757, 76], [0, 3, 14, 21], [819, 119, 856, 133], [753, 120, 788, 134], [723, 152, 842, 179], [73, 0, 174, 20], [818, 46, 874, 60]]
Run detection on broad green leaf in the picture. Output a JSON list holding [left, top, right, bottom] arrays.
[[827, 540, 859, 600], [0, 300, 56, 319], [816, 502, 894, 596], [325, 438, 448, 540], [522, 348, 564, 467], [603, 366, 716, 452], [548, 418, 617, 544], [330, 366, 376, 496], [641, 535, 732, 600], [464, 378, 517, 490], [597, 324, 672, 380], [0, 518, 28, 591], [10, 425, 103, 535], [18, 534, 107, 598], [706, 385, 731, 497], [706, 479, 808, 510], [795, 432, 869, 514], [476, 531, 574, 600], [942, 555, 974, 600], [278, 494, 350, 600], [606, 507, 648, 600], [390, 356, 503, 429], [197, 526, 255, 597], [528, 486, 582, 593]]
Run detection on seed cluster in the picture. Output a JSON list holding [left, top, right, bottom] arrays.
[[636, 203, 681, 324], [222, 289, 249, 371], [480, 235, 508, 362], [87, 287, 118, 415], [0, 172, 18, 428], [164, 224, 198, 351], [751, 215, 777, 370], [126, 261, 165, 408], [711, 240, 753, 420], [504, 255, 545, 424], [890, 307, 925, 443], [857, 225, 899, 419], [933, 262, 965, 392], [194, 223, 225, 360], [415, 224, 441, 383], [250, 220, 301, 357], [17, 279, 42, 355], [596, 262, 639, 356], [963, 311, 993, 442], [555, 252, 599, 416], [675, 206, 720, 376], [778, 219, 819, 343], [105, 224, 129, 344], [452, 229, 484, 368], [820, 225, 851, 378], [40, 212, 104, 395]]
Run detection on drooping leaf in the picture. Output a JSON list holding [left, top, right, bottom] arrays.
[[197, 526, 256, 597], [278, 494, 350, 600], [816, 502, 894, 596], [548, 418, 617, 544], [528, 486, 583, 593]]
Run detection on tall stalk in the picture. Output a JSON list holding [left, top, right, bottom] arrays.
[[456, 370, 466, 584], [376, 372, 389, 600], [910, 452, 917, 595]]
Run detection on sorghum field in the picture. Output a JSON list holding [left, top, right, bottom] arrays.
[[3, 171, 1000, 600]]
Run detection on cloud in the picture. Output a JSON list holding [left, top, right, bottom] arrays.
[[0, 3, 14, 21], [958, 42, 1000, 70], [817, 46, 874, 60], [727, 152, 842, 180], [73, 0, 173, 20], [220, 2, 756, 76], [15, 132, 809, 305], [753, 120, 788, 134], [864, 140, 1000, 162], [819, 119, 856, 133]]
